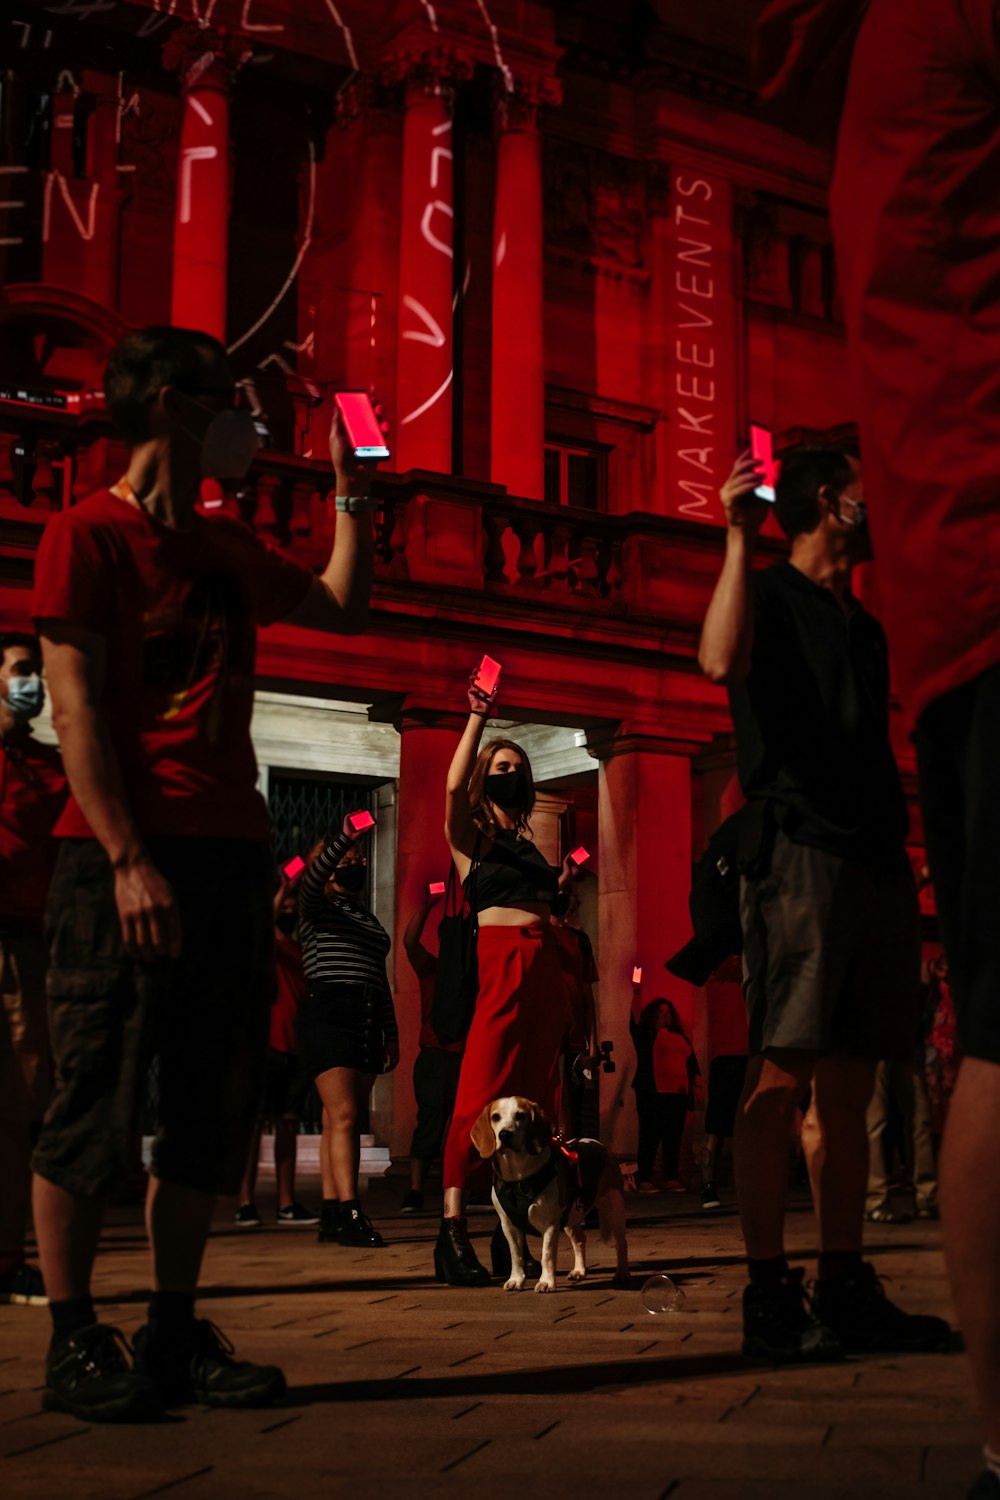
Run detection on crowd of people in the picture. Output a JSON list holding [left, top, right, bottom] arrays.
[[3, 30, 999, 1469]]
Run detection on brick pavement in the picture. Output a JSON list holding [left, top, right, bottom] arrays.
[[0, 1179, 979, 1500]]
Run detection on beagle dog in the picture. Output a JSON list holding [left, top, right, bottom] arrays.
[[471, 1096, 630, 1293]]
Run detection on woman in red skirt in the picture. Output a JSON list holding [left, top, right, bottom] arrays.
[[435, 670, 574, 1285]]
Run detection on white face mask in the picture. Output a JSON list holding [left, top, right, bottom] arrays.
[[197, 408, 261, 480], [838, 493, 867, 530]]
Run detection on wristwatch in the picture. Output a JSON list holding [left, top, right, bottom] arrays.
[[334, 494, 379, 514]]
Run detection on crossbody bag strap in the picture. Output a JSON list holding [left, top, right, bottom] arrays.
[[467, 831, 482, 939]]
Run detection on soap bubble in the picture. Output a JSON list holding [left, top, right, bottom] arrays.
[[640, 1274, 687, 1314]]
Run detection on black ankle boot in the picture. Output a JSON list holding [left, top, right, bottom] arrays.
[[490, 1221, 542, 1280], [339, 1202, 385, 1249], [434, 1218, 491, 1286], [318, 1199, 343, 1244]]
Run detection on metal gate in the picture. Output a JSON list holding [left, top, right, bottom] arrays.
[[268, 773, 375, 876]]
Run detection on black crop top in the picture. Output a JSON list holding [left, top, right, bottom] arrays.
[[464, 828, 566, 913]]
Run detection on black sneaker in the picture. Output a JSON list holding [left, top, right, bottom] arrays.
[[701, 1183, 721, 1211], [43, 1323, 163, 1423], [742, 1269, 844, 1363], [968, 1472, 1000, 1499], [234, 1203, 261, 1228], [133, 1319, 286, 1409], [339, 1206, 385, 1248], [0, 1263, 47, 1306], [276, 1201, 319, 1226], [813, 1261, 952, 1353], [400, 1189, 424, 1213]]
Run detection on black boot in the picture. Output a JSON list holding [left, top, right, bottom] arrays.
[[434, 1218, 490, 1286], [490, 1222, 542, 1280], [317, 1199, 343, 1244], [339, 1201, 385, 1248]]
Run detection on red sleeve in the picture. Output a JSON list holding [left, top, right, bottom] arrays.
[[211, 518, 314, 627], [32, 509, 115, 639]]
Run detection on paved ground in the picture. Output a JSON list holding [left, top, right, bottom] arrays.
[[0, 1175, 981, 1500]]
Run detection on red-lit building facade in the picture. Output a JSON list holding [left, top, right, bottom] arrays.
[[0, 0, 928, 1160]]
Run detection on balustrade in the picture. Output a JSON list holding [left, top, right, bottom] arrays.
[[0, 415, 756, 635]]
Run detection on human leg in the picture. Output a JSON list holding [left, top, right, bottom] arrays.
[[941, 1059, 1000, 1447], [808, 1053, 950, 1352], [809, 1053, 877, 1252], [700, 1132, 721, 1187], [273, 1116, 298, 1210], [634, 1091, 660, 1186], [133, 841, 284, 1410], [911, 1066, 938, 1214], [916, 671, 1000, 1430], [734, 1051, 814, 1259], [864, 1062, 893, 1215], [0, 934, 50, 1297], [237, 1121, 262, 1216], [314, 1067, 382, 1247], [315, 1067, 365, 1202], [659, 1094, 688, 1183]]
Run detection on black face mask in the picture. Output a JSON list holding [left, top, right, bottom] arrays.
[[275, 910, 297, 935], [485, 769, 526, 809], [333, 862, 366, 893]]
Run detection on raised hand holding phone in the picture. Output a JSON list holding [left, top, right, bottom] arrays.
[[343, 809, 376, 842], [282, 855, 306, 882], [427, 880, 446, 898], [568, 846, 589, 867], [334, 390, 390, 462], [468, 654, 501, 716], [749, 424, 779, 503], [720, 449, 773, 533]]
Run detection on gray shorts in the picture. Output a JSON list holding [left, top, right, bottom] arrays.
[[741, 832, 920, 1061]]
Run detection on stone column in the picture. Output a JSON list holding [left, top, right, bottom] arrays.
[[490, 75, 560, 501], [383, 39, 472, 473], [333, 77, 402, 431], [387, 703, 467, 1159], [164, 25, 250, 341], [588, 728, 696, 1155]]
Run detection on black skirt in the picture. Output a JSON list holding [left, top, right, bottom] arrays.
[[298, 982, 388, 1078]]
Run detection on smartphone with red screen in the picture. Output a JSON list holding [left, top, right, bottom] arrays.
[[348, 810, 376, 834], [750, 423, 778, 503], [568, 846, 589, 867], [428, 880, 446, 895], [473, 654, 501, 696], [282, 855, 305, 881], [334, 390, 390, 461], [632, 964, 643, 985]]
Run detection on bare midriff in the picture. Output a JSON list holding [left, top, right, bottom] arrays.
[[478, 902, 550, 928]]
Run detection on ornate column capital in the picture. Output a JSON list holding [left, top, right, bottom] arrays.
[[379, 37, 475, 107], [161, 23, 252, 93], [494, 70, 563, 132]]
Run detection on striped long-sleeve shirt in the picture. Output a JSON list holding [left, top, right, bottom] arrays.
[[298, 832, 397, 1046]]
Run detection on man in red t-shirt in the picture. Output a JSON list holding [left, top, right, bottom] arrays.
[[400, 887, 464, 1213], [0, 632, 67, 1309], [30, 325, 378, 1424]]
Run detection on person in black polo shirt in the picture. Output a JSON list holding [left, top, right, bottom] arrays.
[[699, 444, 951, 1363]]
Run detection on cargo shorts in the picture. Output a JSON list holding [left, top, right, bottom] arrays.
[[33, 838, 275, 1198]]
